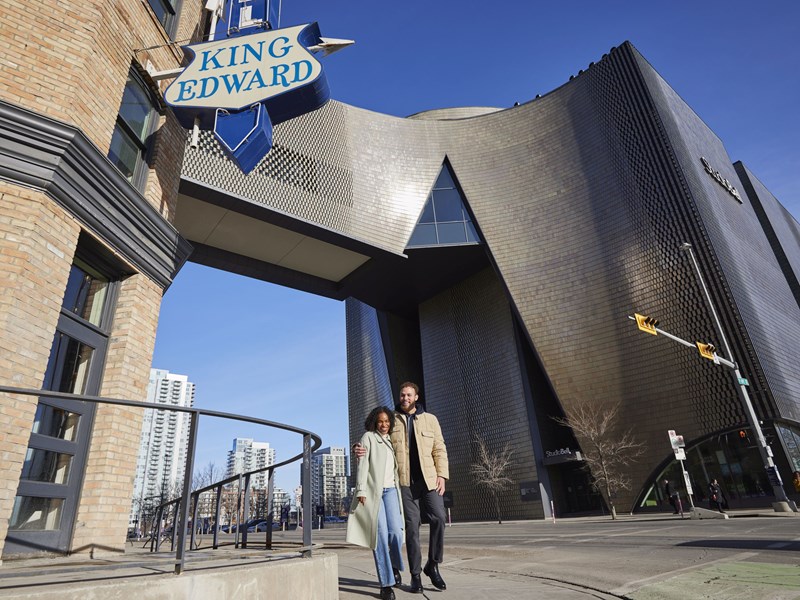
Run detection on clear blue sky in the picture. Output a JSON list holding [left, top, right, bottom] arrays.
[[153, 0, 799, 497]]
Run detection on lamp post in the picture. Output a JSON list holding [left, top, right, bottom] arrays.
[[680, 242, 795, 512]]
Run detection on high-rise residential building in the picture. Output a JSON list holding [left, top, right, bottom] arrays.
[[311, 447, 348, 516], [226, 438, 276, 490], [129, 369, 195, 529]]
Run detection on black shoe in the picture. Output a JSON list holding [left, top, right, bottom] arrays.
[[393, 568, 402, 588], [410, 574, 424, 593], [423, 560, 447, 590], [379, 586, 395, 600]]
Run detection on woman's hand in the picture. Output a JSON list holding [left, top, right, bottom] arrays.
[[358, 496, 366, 505]]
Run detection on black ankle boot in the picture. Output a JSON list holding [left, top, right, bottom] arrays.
[[423, 560, 447, 590], [393, 568, 402, 587], [410, 574, 424, 593], [379, 586, 395, 600]]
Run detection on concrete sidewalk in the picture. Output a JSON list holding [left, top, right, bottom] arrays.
[[1, 510, 797, 599], [331, 510, 800, 600], [336, 544, 623, 599]]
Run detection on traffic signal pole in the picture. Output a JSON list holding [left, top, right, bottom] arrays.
[[679, 243, 795, 513], [629, 315, 794, 512]]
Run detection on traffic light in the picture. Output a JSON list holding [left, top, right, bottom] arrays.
[[635, 313, 659, 335], [696, 341, 716, 360]]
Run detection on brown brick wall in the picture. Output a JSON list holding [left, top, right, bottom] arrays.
[[0, 0, 204, 220], [0, 182, 80, 553]]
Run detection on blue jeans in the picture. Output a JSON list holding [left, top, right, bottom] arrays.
[[373, 487, 404, 587]]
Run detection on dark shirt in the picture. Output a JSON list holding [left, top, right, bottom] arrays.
[[401, 405, 425, 486]]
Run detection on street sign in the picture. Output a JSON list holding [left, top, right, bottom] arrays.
[[738, 377, 749, 386], [682, 468, 693, 495], [673, 448, 686, 460], [668, 431, 685, 450], [766, 466, 783, 487]]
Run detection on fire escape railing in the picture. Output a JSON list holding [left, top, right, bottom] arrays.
[[0, 385, 321, 574]]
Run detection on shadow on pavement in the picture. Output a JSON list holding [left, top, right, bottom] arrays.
[[678, 539, 800, 551], [338, 576, 383, 597]]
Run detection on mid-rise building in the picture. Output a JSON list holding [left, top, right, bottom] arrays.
[[311, 447, 348, 516], [226, 438, 276, 490], [129, 369, 195, 529]]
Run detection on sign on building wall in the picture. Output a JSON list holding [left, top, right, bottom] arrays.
[[165, 1, 343, 173]]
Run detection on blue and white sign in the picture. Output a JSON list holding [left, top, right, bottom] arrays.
[[165, 4, 335, 173]]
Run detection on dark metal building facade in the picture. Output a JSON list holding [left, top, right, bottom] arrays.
[[178, 42, 800, 518]]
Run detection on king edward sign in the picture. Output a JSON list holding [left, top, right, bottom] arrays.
[[165, 26, 324, 112], [165, 1, 344, 173]]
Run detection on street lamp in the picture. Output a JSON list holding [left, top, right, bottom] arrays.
[[680, 242, 796, 513]]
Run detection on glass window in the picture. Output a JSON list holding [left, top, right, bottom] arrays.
[[32, 405, 80, 441], [432, 189, 464, 222], [407, 164, 481, 249], [108, 127, 141, 182], [10, 496, 64, 530], [108, 72, 158, 190], [466, 221, 480, 243], [21, 449, 72, 484], [418, 200, 435, 224], [434, 167, 457, 190], [46, 333, 94, 394], [437, 222, 467, 244], [777, 424, 800, 472], [62, 259, 109, 326], [408, 224, 437, 247], [147, 0, 179, 36]]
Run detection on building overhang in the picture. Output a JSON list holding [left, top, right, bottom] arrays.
[[176, 177, 489, 313]]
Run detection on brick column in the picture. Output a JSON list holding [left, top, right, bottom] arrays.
[[0, 182, 79, 558]]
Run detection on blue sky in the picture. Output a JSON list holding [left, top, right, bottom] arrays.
[[154, 0, 799, 496]]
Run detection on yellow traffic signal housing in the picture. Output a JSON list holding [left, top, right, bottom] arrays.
[[635, 313, 659, 335], [696, 341, 716, 360]]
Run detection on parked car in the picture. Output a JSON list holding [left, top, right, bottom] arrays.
[[323, 516, 346, 523], [248, 521, 279, 532]]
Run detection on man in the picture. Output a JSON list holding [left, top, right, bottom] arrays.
[[356, 382, 449, 593], [708, 478, 725, 513], [663, 479, 679, 514]]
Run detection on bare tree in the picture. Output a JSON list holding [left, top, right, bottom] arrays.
[[192, 461, 223, 491], [470, 436, 514, 524], [553, 401, 645, 520]]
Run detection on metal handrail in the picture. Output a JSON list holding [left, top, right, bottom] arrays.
[[0, 384, 321, 574]]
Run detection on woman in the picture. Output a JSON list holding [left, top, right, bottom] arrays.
[[346, 406, 405, 600]]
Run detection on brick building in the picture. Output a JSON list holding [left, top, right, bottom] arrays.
[[0, 1, 197, 557]]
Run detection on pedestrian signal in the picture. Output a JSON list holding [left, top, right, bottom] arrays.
[[696, 341, 716, 360], [635, 313, 659, 335]]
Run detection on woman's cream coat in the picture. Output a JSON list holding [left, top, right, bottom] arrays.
[[345, 431, 404, 549]]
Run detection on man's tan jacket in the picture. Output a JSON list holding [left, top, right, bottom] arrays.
[[390, 410, 449, 490]]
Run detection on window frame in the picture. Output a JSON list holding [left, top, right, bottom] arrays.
[[108, 69, 161, 191], [146, 0, 182, 38]]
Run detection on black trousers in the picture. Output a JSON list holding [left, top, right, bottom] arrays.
[[401, 480, 446, 575]]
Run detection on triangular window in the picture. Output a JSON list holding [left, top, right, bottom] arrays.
[[407, 164, 480, 248]]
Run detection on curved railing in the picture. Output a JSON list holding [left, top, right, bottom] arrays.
[[0, 385, 322, 574]]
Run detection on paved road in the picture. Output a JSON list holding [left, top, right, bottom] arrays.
[[308, 513, 800, 599]]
